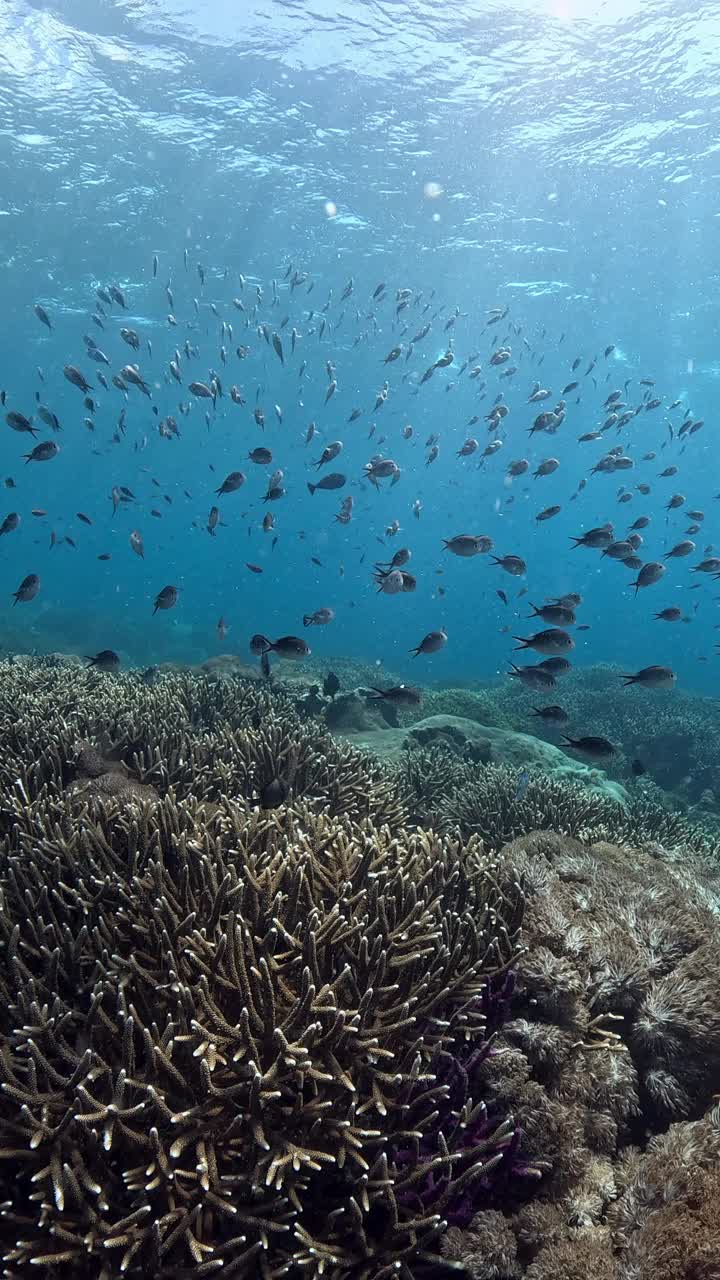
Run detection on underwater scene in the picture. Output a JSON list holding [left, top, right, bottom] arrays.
[[2, 0, 720, 1276]]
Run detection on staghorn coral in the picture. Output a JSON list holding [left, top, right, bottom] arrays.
[[5, 658, 720, 1276], [439, 766, 617, 849], [395, 754, 719, 856], [396, 745, 472, 827], [0, 659, 404, 829], [0, 658, 525, 1277]]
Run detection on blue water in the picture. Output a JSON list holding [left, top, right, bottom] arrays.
[[1, 0, 720, 688]]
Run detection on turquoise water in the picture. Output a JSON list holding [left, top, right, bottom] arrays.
[[1, 0, 719, 688]]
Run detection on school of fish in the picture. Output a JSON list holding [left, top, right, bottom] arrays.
[[3, 255, 712, 764]]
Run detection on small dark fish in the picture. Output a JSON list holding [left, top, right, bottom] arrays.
[[153, 584, 178, 614], [267, 635, 311, 659], [189, 381, 215, 400], [531, 705, 568, 723], [86, 649, 120, 672], [216, 470, 245, 495], [6, 411, 37, 436], [129, 530, 144, 559], [77, 512, 92, 526], [409, 628, 447, 657], [622, 665, 676, 689], [491, 554, 526, 576], [259, 775, 288, 808], [97, 553, 112, 560], [508, 663, 555, 689], [631, 758, 647, 776], [367, 684, 422, 707], [307, 472, 346, 495], [24, 440, 59, 463], [64, 365, 92, 393], [303, 607, 334, 626], [562, 735, 615, 759], [13, 573, 40, 605], [630, 561, 666, 594], [246, 563, 263, 574], [323, 671, 340, 699], [34, 303, 52, 331], [0, 512, 20, 536]]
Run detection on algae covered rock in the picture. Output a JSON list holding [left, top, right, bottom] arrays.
[[324, 688, 398, 732], [339, 714, 629, 802]]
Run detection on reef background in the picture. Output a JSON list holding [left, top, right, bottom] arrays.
[[1, 659, 720, 1277]]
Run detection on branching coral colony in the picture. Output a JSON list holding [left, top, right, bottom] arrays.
[[3, 661, 720, 1278], [396, 752, 718, 856], [0, 661, 524, 1277]]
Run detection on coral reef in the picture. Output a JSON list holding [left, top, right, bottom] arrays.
[[609, 1105, 720, 1278], [3, 658, 720, 1276], [396, 748, 717, 856], [0, 658, 524, 1277], [440, 830, 720, 1276], [340, 714, 629, 796], [0, 659, 404, 828], [412, 687, 510, 729], [489, 662, 720, 809]]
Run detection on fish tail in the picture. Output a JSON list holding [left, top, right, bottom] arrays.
[[307, 482, 316, 495]]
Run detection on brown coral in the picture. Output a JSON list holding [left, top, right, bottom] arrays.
[[395, 751, 719, 856], [0, 661, 405, 828], [442, 830, 720, 1276], [0, 657, 523, 1276], [610, 1106, 720, 1279]]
